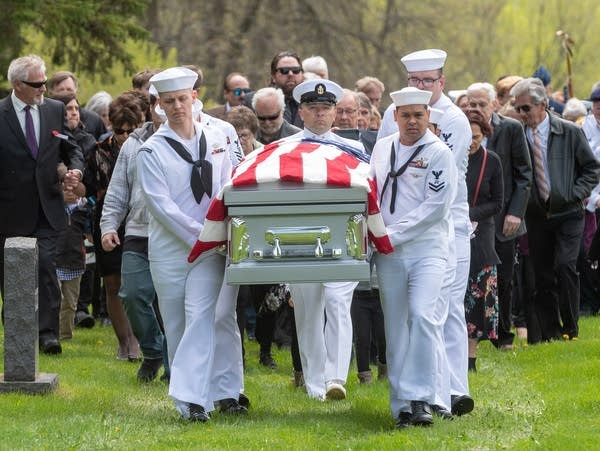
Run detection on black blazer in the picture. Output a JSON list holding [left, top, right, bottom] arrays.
[[486, 112, 532, 241], [0, 95, 84, 236]]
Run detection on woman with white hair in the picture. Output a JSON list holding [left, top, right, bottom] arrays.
[[86, 90, 113, 130]]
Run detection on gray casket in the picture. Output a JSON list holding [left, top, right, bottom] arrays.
[[225, 181, 369, 284]]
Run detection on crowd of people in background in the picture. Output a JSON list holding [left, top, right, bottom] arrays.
[[1, 47, 600, 428]]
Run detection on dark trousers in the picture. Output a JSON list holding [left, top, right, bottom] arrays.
[[526, 211, 584, 342], [495, 238, 517, 346], [288, 304, 302, 372], [236, 285, 278, 358], [1, 216, 61, 341], [351, 289, 386, 372]]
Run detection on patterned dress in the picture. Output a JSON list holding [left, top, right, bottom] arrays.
[[464, 146, 504, 340]]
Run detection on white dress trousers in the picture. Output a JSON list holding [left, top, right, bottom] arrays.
[[290, 280, 358, 399], [375, 250, 449, 417], [150, 253, 224, 416]]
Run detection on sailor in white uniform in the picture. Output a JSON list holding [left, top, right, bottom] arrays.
[[378, 49, 474, 416], [371, 87, 457, 428], [151, 83, 246, 412], [137, 67, 242, 422], [283, 79, 362, 401]]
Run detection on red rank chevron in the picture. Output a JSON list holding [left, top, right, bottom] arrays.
[[188, 139, 393, 263]]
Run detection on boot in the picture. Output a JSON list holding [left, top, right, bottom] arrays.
[[377, 363, 387, 381], [357, 370, 372, 384]]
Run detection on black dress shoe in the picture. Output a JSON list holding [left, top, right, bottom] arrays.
[[395, 411, 412, 429], [75, 311, 95, 328], [137, 358, 163, 382], [259, 353, 277, 369], [238, 393, 250, 409], [40, 338, 62, 355], [451, 394, 475, 416], [431, 404, 453, 420], [218, 398, 248, 415], [410, 401, 433, 426], [188, 403, 210, 422]]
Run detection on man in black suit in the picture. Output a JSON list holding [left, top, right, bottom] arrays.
[[0, 54, 84, 354], [467, 82, 532, 349]]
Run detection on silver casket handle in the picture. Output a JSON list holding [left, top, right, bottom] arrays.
[[260, 226, 337, 259]]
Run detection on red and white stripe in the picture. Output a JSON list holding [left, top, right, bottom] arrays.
[[188, 139, 393, 262]]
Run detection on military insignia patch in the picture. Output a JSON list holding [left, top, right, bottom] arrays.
[[428, 169, 445, 192], [408, 157, 428, 169], [211, 147, 226, 155], [316, 83, 325, 95]]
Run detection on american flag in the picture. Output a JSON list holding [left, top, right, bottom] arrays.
[[188, 138, 393, 263]]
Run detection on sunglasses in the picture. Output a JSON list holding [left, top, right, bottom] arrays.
[[257, 112, 281, 121], [21, 79, 47, 88], [276, 66, 302, 75], [514, 104, 533, 113], [113, 128, 134, 135], [232, 87, 252, 96]]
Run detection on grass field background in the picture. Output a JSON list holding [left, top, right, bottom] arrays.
[[1, 315, 600, 450]]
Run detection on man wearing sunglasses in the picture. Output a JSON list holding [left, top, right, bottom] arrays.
[[270, 51, 305, 129], [511, 77, 599, 343], [206, 72, 251, 120], [252, 86, 300, 144], [0, 54, 84, 355]]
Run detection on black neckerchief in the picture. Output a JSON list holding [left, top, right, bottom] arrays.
[[164, 133, 213, 203], [380, 141, 426, 214]]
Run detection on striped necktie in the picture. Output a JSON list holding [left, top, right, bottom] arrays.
[[532, 128, 549, 202]]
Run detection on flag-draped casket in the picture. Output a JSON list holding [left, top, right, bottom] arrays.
[[188, 138, 393, 284]]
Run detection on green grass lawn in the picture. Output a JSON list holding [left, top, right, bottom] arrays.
[[1, 316, 600, 450]]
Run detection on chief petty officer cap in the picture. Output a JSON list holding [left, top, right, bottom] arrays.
[[293, 79, 344, 105], [150, 66, 198, 94], [401, 49, 447, 72], [389, 87, 432, 107]]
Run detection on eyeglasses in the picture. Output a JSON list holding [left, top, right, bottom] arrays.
[[336, 108, 357, 116], [407, 77, 440, 88], [113, 128, 135, 135], [257, 112, 281, 121], [21, 79, 47, 88], [231, 87, 252, 97], [237, 131, 254, 140], [276, 66, 303, 75], [514, 104, 534, 113]]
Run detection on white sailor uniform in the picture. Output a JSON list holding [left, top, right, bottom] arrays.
[[370, 129, 456, 417], [380, 93, 472, 400], [286, 129, 362, 399], [137, 120, 234, 416]]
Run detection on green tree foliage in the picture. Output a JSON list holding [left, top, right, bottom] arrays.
[[0, 0, 150, 86], [143, 0, 600, 106]]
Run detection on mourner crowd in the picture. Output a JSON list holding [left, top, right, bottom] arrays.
[[1, 47, 600, 429]]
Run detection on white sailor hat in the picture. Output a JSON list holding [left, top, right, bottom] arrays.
[[389, 87, 432, 107], [150, 66, 198, 93], [292, 79, 344, 105], [401, 49, 447, 72], [150, 84, 203, 119], [428, 107, 444, 125]]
